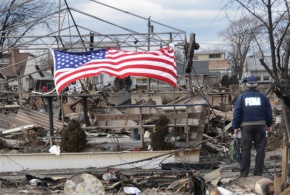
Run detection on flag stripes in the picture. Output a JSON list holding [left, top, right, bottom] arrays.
[[52, 48, 176, 94]]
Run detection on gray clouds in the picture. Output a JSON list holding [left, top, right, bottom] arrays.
[[60, 0, 228, 49]]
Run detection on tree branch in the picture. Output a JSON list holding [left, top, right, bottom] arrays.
[[283, 39, 290, 78], [236, 0, 269, 29], [259, 58, 276, 79]]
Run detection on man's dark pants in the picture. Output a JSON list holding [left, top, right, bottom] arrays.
[[240, 125, 267, 176]]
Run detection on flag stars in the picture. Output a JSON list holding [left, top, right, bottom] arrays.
[[54, 50, 106, 71]]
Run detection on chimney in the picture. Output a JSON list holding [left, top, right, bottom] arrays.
[[10, 48, 20, 76]]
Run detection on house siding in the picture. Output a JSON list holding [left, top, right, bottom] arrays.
[[245, 55, 273, 82]]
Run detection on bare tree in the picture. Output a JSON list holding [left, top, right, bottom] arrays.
[[0, 0, 57, 52], [219, 16, 261, 80], [224, 0, 290, 79]]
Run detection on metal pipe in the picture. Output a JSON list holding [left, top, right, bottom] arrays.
[[82, 96, 89, 126], [0, 32, 184, 39], [46, 97, 54, 146], [69, 8, 175, 47], [0, 8, 66, 36], [90, 0, 185, 33], [64, 0, 87, 52], [0, 25, 73, 54]]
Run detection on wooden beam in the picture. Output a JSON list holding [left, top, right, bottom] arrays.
[[281, 135, 288, 191], [94, 112, 200, 121], [185, 33, 199, 74], [82, 123, 200, 130], [281, 101, 290, 190], [274, 172, 282, 194], [139, 107, 144, 148]]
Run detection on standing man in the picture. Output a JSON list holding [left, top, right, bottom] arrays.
[[232, 75, 273, 177]]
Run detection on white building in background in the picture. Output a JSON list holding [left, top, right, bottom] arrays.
[[244, 55, 273, 83], [192, 51, 230, 87], [194, 51, 230, 75]]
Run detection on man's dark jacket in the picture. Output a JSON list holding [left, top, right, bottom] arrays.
[[232, 88, 273, 129]]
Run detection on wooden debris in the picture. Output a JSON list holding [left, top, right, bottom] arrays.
[[105, 181, 121, 190], [203, 167, 223, 183], [62, 103, 74, 115], [1, 125, 35, 134], [168, 178, 189, 189]]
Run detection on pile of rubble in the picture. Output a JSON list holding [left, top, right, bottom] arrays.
[[0, 84, 285, 194], [0, 145, 284, 194]]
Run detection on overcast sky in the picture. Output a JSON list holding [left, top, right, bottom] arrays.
[[60, 0, 230, 51]]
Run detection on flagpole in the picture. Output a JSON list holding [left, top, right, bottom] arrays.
[[147, 17, 151, 91], [58, 0, 61, 44], [53, 0, 61, 146]]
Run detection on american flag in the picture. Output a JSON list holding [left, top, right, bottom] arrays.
[[52, 48, 177, 94]]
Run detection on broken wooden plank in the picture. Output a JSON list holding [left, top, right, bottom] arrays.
[[203, 142, 224, 153], [280, 185, 290, 195], [62, 103, 74, 115], [210, 176, 221, 186], [1, 125, 35, 134], [212, 109, 233, 120], [0, 105, 20, 109], [219, 177, 235, 184], [203, 167, 223, 183], [274, 172, 282, 194], [168, 178, 189, 189]]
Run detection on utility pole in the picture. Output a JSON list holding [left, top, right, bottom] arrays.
[[185, 33, 199, 94], [147, 17, 153, 90], [147, 16, 151, 51], [89, 32, 94, 94]]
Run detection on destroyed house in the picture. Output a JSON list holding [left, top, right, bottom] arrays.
[[0, 49, 53, 92]]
